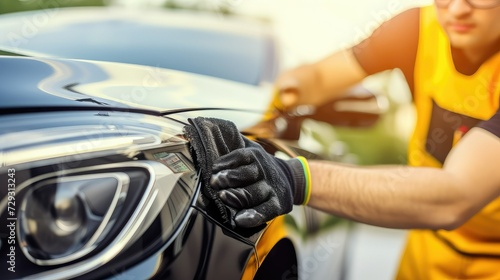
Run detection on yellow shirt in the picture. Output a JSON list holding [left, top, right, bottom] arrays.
[[353, 5, 500, 277], [411, 5, 500, 256], [397, 5, 500, 280]]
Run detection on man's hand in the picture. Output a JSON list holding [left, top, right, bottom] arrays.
[[275, 49, 368, 112], [275, 65, 317, 111], [210, 145, 310, 228]]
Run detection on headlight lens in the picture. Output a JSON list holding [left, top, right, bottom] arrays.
[[20, 173, 129, 265]]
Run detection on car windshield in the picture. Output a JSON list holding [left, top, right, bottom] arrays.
[[0, 8, 278, 86]]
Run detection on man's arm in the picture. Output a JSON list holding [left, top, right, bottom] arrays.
[[277, 49, 368, 109], [211, 127, 500, 229], [308, 127, 500, 230]]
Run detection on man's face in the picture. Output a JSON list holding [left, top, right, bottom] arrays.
[[435, 0, 500, 51]]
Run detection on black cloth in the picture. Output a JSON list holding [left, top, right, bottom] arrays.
[[183, 117, 246, 227]]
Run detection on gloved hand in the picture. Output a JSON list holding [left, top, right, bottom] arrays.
[[210, 143, 311, 228]]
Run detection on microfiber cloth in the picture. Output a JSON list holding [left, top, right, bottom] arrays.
[[183, 117, 246, 227]]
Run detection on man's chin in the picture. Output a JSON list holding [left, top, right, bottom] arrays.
[[447, 33, 479, 50]]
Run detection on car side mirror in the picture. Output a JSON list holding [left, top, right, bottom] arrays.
[[280, 84, 388, 140]]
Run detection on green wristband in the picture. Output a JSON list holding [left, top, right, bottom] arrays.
[[296, 156, 312, 205]]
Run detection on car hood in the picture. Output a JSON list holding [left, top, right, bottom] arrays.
[[0, 56, 278, 122]]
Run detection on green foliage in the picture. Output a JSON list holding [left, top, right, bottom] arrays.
[[0, 0, 106, 15], [162, 0, 235, 15], [328, 114, 408, 165]]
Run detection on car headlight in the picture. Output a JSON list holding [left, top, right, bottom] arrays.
[[0, 111, 199, 279], [20, 173, 129, 265]]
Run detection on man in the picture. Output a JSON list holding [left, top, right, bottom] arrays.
[[209, 0, 500, 279]]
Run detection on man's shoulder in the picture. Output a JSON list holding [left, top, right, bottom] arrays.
[[352, 7, 421, 91], [377, 7, 420, 38]]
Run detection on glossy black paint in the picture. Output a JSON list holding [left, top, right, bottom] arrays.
[[0, 56, 275, 130], [76, 207, 260, 280]]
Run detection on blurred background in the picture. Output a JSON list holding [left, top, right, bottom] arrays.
[[0, 0, 430, 164], [0, 0, 433, 279]]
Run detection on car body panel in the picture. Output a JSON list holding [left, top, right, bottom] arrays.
[[0, 56, 278, 131]]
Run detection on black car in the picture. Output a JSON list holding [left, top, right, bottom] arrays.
[[0, 55, 324, 280]]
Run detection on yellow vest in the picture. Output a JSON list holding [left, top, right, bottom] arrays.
[[411, 5, 500, 255]]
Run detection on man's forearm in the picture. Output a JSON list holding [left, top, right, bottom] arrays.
[[307, 160, 470, 230]]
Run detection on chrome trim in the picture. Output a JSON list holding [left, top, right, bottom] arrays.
[[18, 172, 130, 266], [1, 133, 161, 166]]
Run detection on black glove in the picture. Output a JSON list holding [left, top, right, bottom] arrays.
[[210, 144, 311, 228]]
